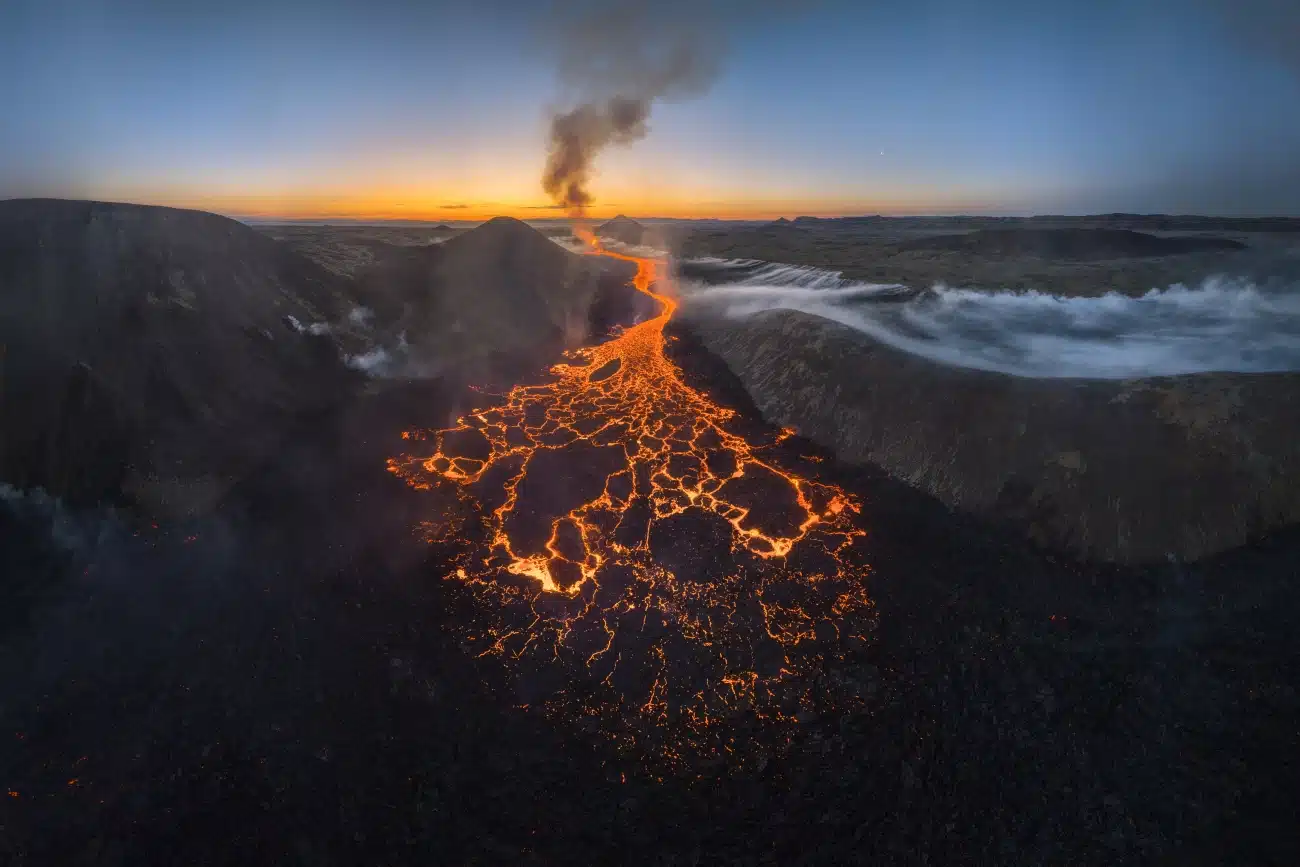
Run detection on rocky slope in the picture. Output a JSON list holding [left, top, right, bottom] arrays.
[[0, 199, 365, 516], [0, 204, 653, 516], [596, 214, 652, 246], [355, 216, 636, 381], [2, 207, 1298, 866], [678, 307, 1300, 562]]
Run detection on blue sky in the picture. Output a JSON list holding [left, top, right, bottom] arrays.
[[2, 0, 1298, 218]]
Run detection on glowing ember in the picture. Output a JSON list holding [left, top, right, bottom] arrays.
[[389, 234, 873, 767]]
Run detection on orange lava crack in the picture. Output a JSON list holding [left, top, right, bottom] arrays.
[[389, 233, 873, 765]]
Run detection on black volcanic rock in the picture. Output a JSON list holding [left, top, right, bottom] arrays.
[[902, 227, 1246, 259], [356, 216, 633, 381], [0, 198, 364, 515], [596, 214, 651, 246], [679, 307, 1300, 563]]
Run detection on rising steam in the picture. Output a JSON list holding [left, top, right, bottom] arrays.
[[681, 261, 1300, 378], [541, 0, 728, 214]]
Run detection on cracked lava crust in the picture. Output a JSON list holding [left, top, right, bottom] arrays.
[[389, 236, 876, 769]]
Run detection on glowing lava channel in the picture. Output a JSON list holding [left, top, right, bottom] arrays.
[[389, 233, 872, 765]]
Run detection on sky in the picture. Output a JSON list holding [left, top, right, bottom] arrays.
[[2, 0, 1299, 220]]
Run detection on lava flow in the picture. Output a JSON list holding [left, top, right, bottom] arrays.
[[389, 233, 874, 767]]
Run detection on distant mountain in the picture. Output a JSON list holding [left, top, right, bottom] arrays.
[[901, 228, 1246, 259], [0, 199, 364, 515], [596, 214, 650, 246], [356, 216, 635, 381]]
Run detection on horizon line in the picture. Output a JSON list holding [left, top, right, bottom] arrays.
[[234, 214, 1300, 226], [4, 196, 1299, 224], [233, 211, 1300, 225]]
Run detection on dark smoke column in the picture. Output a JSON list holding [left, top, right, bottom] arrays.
[[543, 97, 651, 213], [541, 0, 728, 216]]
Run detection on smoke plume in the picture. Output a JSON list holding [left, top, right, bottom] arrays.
[[541, 0, 728, 215]]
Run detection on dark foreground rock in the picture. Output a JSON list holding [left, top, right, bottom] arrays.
[[2, 206, 1296, 865], [0, 204, 647, 516], [678, 308, 1300, 563], [2, 342, 1297, 866], [0, 199, 365, 516]]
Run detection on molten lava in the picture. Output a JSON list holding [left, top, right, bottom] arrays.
[[390, 233, 873, 767]]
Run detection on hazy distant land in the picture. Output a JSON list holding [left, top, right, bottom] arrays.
[[259, 213, 1300, 295], [675, 214, 1300, 297]]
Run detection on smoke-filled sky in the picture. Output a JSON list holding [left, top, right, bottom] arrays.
[[2, 0, 1298, 219]]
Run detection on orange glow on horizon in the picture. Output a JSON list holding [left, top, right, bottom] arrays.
[[90, 190, 994, 223]]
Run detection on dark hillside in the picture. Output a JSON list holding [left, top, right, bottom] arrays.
[[355, 216, 635, 382], [0, 199, 363, 515]]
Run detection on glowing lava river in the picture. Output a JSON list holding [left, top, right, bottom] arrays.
[[389, 238, 874, 769]]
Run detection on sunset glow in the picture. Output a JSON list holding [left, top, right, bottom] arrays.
[[102, 188, 1032, 223], [8, 2, 1299, 219]]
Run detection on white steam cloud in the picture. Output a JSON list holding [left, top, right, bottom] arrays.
[[681, 261, 1300, 379]]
